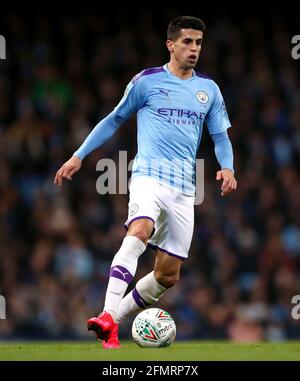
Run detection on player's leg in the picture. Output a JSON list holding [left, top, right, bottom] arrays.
[[116, 249, 182, 322], [117, 186, 194, 323], [103, 218, 154, 320], [87, 176, 161, 348], [153, 249, 182, 287], [87, 218, 153, 348]]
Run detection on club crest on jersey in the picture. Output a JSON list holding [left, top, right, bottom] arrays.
[[129, 203, 139, 216], [197, 91, 209, 104]]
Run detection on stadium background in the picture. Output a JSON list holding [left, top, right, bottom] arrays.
[[0, 2, 300, 343]]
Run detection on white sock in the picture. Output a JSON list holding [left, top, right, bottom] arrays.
[[115, 271, 168, 323], [103, 236, 146, 321]]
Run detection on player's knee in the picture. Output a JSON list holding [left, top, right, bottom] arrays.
[[127, 229, 149, 245], [127, 219, 153, 244], [154, 271, 180, 289]]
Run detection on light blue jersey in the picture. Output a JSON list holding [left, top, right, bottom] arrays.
[[74, 64, 232, 194]]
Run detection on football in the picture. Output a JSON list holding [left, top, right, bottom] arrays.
[[132, 308, 176, 348]]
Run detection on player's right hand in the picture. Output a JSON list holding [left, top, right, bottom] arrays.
[[54, 156, 82, 187]]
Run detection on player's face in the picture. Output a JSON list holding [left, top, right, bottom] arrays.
[[169, 29, 203, 70]]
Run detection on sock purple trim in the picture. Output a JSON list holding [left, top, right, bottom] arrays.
[[132, 287, 151, 308], [110, 265, 133, 284]]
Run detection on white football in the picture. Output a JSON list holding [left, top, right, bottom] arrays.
[[132, 308, 176, 348]]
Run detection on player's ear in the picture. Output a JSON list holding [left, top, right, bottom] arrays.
[[166, 40, 174, 53]]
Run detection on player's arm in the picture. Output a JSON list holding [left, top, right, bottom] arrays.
[[205, 81, 237, 196], [210, 131, 237, 196], [54, 77, 145, 187]]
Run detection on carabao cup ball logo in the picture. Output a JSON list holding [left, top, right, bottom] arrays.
[[132, 308, 176, 348], [197, 91, 209, 104]]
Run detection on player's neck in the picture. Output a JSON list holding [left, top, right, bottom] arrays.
[[167, 62, 193, 80]]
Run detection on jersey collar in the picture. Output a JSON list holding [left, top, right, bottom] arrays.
[[163, 64, 196, 81]]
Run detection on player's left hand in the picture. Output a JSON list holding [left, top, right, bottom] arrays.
[[216, 169, 237, 197]]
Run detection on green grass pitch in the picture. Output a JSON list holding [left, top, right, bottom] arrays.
[[0, 341, 300, 361]]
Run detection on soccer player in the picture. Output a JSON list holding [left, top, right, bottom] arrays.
[[54, 16, 237, 348]]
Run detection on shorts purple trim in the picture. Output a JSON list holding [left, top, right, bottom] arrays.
[[124, 216, 155, 237], [148, 243, 186, 261]]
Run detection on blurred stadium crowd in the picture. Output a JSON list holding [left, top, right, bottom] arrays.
[[1, 6, 300, 342]]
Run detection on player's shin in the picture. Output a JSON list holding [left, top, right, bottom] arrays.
[[103, 236, 146, 321], [116, 271, 169, 323]]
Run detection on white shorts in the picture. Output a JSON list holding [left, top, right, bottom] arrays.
[[125, 176, 195, 260]]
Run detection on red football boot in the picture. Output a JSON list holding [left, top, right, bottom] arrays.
[[87, 311, 121, 349], [102, 322, 120, 349]]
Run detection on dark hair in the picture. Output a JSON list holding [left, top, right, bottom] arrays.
[[167, 16, 206, 41]]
